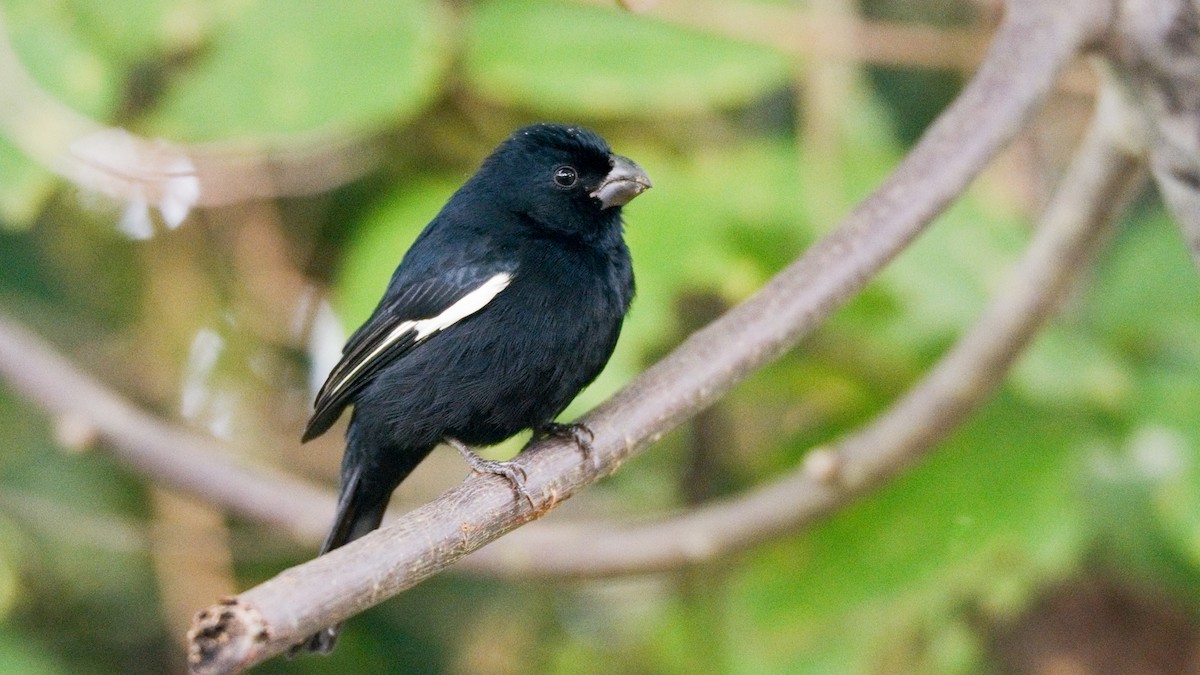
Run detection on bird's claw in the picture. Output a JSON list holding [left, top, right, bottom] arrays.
[[446, 437, 534, 508], [535, 422, 598, 470]]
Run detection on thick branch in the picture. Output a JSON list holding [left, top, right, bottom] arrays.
[[461, 76, 1148, 577], [185, 2, 1109, 671]]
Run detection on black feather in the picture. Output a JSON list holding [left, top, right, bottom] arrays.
[[303, 262, 515, 441], [293, 123, 649, 654]]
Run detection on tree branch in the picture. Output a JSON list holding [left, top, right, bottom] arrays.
[[185, 1, 1110, 671], [460, 73, 1148, 578], [0, 316, 335, 545], [584, 0, 995, 71]]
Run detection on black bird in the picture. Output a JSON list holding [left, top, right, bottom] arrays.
[[294, 123, 650, 653]]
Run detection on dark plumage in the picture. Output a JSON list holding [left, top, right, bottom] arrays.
[[294, 123, 650, 654]]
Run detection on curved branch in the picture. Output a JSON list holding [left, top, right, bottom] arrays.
[[460, 76, 1148, 578], [185, 2, 1110, 671]]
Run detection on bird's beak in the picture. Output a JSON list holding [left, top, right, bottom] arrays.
[[591, 154, 652, 209]]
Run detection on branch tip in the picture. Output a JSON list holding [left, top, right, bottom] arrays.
[[187, 597, 270, 675]]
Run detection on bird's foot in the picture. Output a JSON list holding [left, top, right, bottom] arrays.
[[446, 437, 534, 508], [535, 421, 598, 470], [287, 625, 341, 657]]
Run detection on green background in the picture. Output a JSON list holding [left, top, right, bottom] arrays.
[[0, 0, 1197, 673]]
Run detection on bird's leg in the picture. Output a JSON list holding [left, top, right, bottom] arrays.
[[534, 421, 598, 469], [445, 437, 534, 508]]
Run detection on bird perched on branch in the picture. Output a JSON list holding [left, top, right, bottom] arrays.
[[294, 123, 650, 654]]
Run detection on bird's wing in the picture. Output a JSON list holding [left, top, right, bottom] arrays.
[[303, 263, 515, 442]]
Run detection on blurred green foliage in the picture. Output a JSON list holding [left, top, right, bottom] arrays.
[[464, 0, 791, 116], [1, 0, 1199, 673], [146, 0, 452, 139]]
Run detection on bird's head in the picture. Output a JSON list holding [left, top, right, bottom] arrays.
[[474, 123, 651, 240]]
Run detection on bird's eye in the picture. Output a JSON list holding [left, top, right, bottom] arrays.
[[553, 166, 578, 188]]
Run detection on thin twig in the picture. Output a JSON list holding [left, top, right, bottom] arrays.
[[0, 317, 335, 544], [183, 2, 1109, 671], [579, 0, 994, 71]]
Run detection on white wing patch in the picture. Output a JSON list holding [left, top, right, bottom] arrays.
[[326, 272, 513, 400], [412, 272, 513, 340]]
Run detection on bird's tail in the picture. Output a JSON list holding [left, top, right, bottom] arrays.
[[288, 465, 390, 655], [291, 441, 426, 656], [318, 467, 388, 556]]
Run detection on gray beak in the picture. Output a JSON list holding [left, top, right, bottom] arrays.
[[591, 154, 652, 209]]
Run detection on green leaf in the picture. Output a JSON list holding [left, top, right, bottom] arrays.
[[147, 0, 451, 140], [0, 0, 121, 118], [63, 0, 208, 66], [0, 0, 124, 226], [1011, 326, 1133, 411], [873, 193, 1027, 351], [465, 0, 791, 117], [0, 631, 70, 675], [1086, 211, 1200, 362]]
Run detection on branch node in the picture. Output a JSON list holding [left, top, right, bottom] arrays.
[[802, 446, 842, 485], [54, 412, 99, 454], [187, 596, 270, 675]]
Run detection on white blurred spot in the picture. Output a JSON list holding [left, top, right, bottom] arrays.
[[180, 328, 224, 425], [65, 127, 201, 237], [1127, 425, 1189, 480], [118, 197, 154, 240], [307, 299, 347, 400]]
